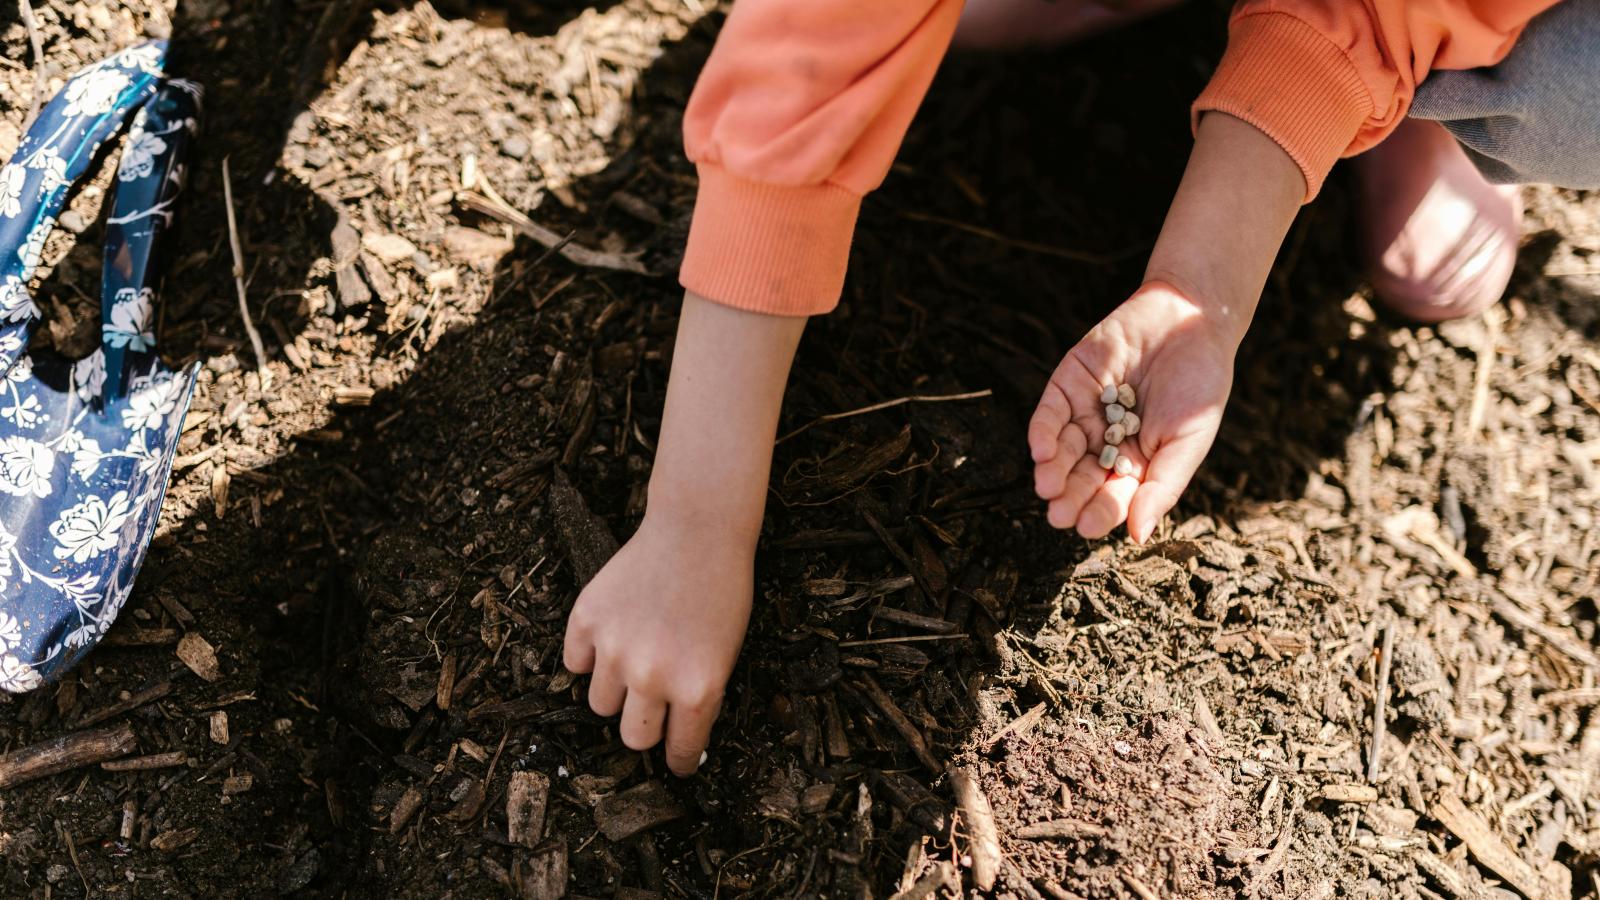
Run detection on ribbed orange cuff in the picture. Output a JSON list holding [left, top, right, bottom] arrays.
[[679, 164, 860, 317], [1191, 12, 1372, 201]]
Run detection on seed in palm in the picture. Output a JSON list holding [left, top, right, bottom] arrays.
[[1100, 384, 1118, 405], [1105, 403, 1125, 424], [1123, 411, 1140, 436], [1113, 455, 1134, 477], [1098, 445, 1117, 469], [1104, 423, 1125, 446], [1117, 384, 1136, 408]]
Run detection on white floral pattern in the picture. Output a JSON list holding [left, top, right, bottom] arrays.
[[15, 215, 53, 272], [117, 129, 167, 182], [0, 165, 23, 219], [73, 350, 106, 402], [62, 69, 131, 118], [104, 287, 155, 349], [0, 654, 43, 692], [0, 436, 54, 498], [50, 491, 133, 562], [122, 370, 186, 432], [2, 42, 199, 694]]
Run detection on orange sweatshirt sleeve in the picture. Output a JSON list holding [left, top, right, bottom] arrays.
[[679, 1, 964, 317], [1193, 0, 1562, 200]]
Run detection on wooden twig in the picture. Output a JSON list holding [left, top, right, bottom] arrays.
[[854, 675, 939, 772], [76, 680, 172, 728], [220, 157, 270, 383], [101, 751, 188, 772], [1368, 619, 1396, 783], [948, 766, 1001, 892], [777, 389, 992, 444], [18, 0, 47, 131], [456, 188, 649, 275], [838, 634, 968, 648], [1466, 307, 1501, 436], [0, 723, 137, 789]]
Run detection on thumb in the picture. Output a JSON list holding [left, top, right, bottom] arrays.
[[1127, 427, 1214, 543]]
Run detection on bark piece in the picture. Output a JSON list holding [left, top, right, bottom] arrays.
[[519, 839, 569, 899], [550, 468, 619, 587], [0, 723, 137, 788], [1432, 791, 1570, 898], [176, 632, 221, 682], [507, 771, 551, 847], [593, 781, 685, 841]]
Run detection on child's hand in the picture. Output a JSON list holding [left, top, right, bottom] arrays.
[[562, 512, 755, 776], [1028, 282, 1238, 543]]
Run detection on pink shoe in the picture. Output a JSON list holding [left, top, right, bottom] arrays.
[[1354, 119, 1523, 323], [953, 0, 1184, 51]]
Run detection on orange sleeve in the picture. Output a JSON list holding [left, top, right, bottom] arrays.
[[1193, 0, 1562, 200], [679, 1, 964, 317]]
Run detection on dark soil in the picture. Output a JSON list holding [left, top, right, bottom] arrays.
[[4, 1, 1600, 898]]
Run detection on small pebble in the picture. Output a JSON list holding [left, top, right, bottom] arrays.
[[1105, 403, 1125, 424], [1117, 383, 1136, 408], [1123, 411, 1141, 436], [1104, 423, 1125, 446], [1098, 445, 1117, 469], [1113, 455, 1134, 477], [1100, 384, 1118, 405]]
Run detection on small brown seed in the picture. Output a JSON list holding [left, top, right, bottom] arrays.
[[1104, 423, 1125, 446], [1123, 411, 1141, 436], [1098, 445, 1117, 469], [1117, 384, 1136, 408], [1099, 384, 1119, 405], [1105, 403, 1125, 424], [1113, 455, 1134, 477]]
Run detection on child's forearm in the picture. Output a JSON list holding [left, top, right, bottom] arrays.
[[1143, 112, 1305, 343], [645, 291, 806, 541]]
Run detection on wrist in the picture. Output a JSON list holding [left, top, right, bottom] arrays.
[[1142, 112, 1302, 347], [640, 481, 765, 548]]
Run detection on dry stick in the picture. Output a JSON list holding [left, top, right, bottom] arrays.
[[854, 674, 939, 772], [101, 751, 188, 772], [76, 680, 171, 728], [838, 633, 968, 648], [947, 766, 1001, 892], [1368, 620, 1397, 783], [18, 0, 47, 130], [220, 158, 270, 384], [777, 389, 992, 444], [0, 723, 137, 789], [456, 188, 649, 275], [1466, 307, 1501, 436]]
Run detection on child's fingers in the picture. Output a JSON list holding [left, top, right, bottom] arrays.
[[1028, 378, 1075, 463], [619, 692, 668, 752], [1033, 422, 1087, 499], [586, 664, 627, 717], [664, 695, 720, 777], [1075, 463, 1142, 539], [1046, 453, 1111, 530], [562, 624, 596, 674], [1127, 430, 1210, 543]]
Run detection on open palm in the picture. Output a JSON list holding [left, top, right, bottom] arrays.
[[1028, 284, 1237, 542]]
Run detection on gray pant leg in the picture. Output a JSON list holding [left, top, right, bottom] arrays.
[[1410, 0, 1600, 188]]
